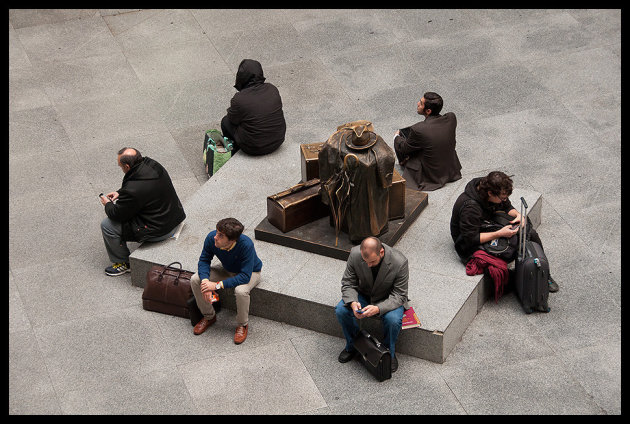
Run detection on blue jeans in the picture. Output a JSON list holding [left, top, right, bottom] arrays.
[[335, 293, 404, 357]]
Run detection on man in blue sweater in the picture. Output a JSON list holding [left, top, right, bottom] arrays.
[[190, 217, 262, 344]]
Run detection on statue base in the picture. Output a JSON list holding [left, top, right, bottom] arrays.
[[254, 188, 428, 261]]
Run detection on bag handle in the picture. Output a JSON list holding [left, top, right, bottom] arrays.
[[158, 261, 184, 285], [205, 130, 233, 152]]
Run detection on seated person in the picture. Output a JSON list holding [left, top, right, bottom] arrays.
[[393, 91, 462, 191], [335, 237, 409, 373], [221, 59, 286, 156], [450, 171, 559, 293], [190, 217, 262, 344], [100, 148, 185, 276]]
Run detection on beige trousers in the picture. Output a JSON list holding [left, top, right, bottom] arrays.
[[190, 268, 261, 327]]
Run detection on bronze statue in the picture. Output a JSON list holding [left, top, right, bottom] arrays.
[[319, 121, 395, 244]]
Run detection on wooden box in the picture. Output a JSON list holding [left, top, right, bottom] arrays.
[[267, 179, 329, 233]]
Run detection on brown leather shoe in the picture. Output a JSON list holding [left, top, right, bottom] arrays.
[[234, 325, 248, 344], [193, 316, 216, 335]]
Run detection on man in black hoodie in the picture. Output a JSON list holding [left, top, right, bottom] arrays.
[[220, 59, 286, 156], [100, 148, 186, 276], [450, 171, 558, 292]]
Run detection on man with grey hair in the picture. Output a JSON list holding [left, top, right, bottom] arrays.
[[335, 236, 409, 373], [99, 147, 186, 276]]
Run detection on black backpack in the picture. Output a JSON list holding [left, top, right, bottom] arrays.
[[461, 199, 530, 262]]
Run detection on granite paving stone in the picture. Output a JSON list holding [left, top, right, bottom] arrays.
[[8, 9, 620, 415]]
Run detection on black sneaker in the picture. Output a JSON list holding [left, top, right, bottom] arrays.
[[338, 348, 357, 363], [105, 262, 130, 276], [548, 276, 559, 293]]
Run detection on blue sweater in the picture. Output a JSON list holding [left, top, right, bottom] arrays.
[[197, 231, 263, 289]]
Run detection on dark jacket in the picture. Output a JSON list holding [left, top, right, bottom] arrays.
[[226, 59, 286, 155], [394, 112, 462, 191], [450, 177, 514, 261], [105, 157, 186, 242], [341, 243, 409, 316]]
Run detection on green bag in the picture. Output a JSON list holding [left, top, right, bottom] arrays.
[[203, 130, 233, 177]]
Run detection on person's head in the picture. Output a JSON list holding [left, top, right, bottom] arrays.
[[417, 91, 443, 117], [478, 171, 514, 204], [117, 147, 143, 174], [360, 237, 385, 268], [234, 59, 265, 91], [214, 217, 244, 248]]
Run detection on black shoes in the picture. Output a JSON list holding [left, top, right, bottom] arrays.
[[338, 348, 356, 363], [391, 355, 398, 373], [548, 276, 559, 293]]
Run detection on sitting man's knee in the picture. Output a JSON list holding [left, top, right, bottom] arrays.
[[335, 301, 349, 317], [382, 310, 403, 327]]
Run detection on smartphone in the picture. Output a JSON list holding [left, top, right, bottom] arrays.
[[510, 224, 520, 230], [356, 309, 364, 314]]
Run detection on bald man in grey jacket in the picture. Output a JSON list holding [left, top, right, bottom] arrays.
[[335, 237, 409, 372]]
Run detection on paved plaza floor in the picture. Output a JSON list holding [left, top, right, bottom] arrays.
[[9, 9, 620, 414]]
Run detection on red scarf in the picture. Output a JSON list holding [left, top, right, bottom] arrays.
[[466, 250, 509, 302]]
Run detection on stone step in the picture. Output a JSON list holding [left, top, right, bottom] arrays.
[[130, 150, 541, 363]]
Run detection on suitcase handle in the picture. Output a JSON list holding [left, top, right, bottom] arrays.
[[519, 197, 528, 260], [268, 179, 321, 200]]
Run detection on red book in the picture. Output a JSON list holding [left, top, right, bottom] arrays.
[[402, 307, 421, 330]]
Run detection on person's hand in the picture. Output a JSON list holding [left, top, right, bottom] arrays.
[[497, 225, 519, 238], [510, 212, 522, 225], [106, 191, 119, 202], [352, 302, 363, 319], [359, 304, 380, 318], [201, 279, 219, 293], [201, 279, 219, 302]]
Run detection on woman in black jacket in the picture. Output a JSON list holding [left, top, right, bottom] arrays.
[[220, 59, 286, 156]]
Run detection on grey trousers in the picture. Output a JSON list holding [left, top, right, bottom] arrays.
[[190, 269, 261, 327], [100, 217, 177, 263]]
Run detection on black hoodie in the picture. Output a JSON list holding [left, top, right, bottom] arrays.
[[226, 59, 286, 155], [450, 177, 514, 261]]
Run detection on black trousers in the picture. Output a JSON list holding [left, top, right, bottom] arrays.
[[220, 115, 240, 154]]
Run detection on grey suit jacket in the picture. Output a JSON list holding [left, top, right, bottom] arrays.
[[341, 243, 409, 315]]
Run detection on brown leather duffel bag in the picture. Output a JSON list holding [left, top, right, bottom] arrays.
[[142, 261, 194, 318]]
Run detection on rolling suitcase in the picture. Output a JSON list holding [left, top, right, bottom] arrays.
[[353, 329, 392, 382], [514, 197, 550, 314]]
